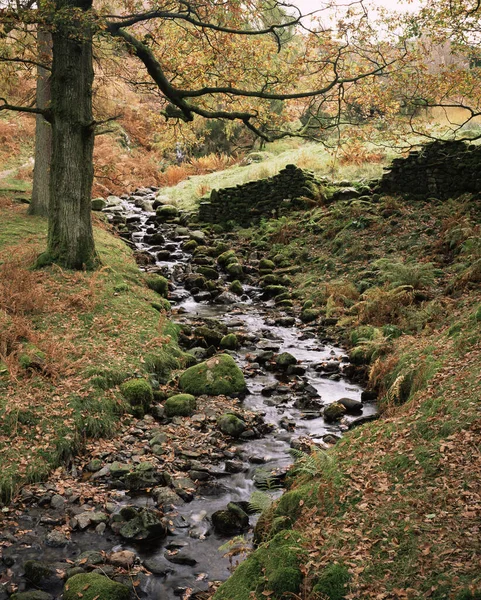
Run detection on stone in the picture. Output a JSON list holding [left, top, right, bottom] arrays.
[[45, 530, 68, 547], [212, 503, 249, 535], [63, 573, 130, 600], [109, 551, 136, 569], [143, 557, 174, 576], [323, 402, 347, 422], [75, 551, 104, 567], [215, 291, 238, 304], [144, 274, 169, 297], [220, 333, 239, 350], [23, 560, 54, 586], [50, 494, 65, 510], [153, 486, 183, 507], [164, 394, 197, 417], [164, 552, 197, 566], [178, 354, 246, 397], [229, 280, 243, 295], [118, 507, 167, 543], [11, 593, 53, 600], [91, 198, 106, 211], [218, 413, 246, 438], [276, 352, 297, 369], [337, 397, 363, 414], [156, 205, 179, 221], [120, 378, 153, 411]]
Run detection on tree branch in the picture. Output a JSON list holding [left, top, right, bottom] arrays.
[[0, 97, 46, 115], [0, 55, 51, 70]]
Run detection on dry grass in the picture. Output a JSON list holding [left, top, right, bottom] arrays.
[[338, 141, 386, 165]]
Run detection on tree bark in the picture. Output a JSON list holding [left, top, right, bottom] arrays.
[[29, 29, 52, 217], [43, 0, 98, 269]]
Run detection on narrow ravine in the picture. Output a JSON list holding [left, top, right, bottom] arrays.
[[1, 188, 376, 600]]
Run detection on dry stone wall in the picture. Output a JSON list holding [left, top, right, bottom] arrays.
[[198, 164, 322, 225], [380, 140, 481, 198]]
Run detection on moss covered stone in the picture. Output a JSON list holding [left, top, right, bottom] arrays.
[[144, 351, 180, 380], [151, 298, 171, 312], [120, 378, 153, 410], [217, 250, 237, 267], [182, 239, 198, 252], [323, 402, 347, 422], [24, 560, 54, 586], [220, 333, 239, 350], [262, 285, 289, 298], [179, 354, 246, 397], [218, 413, 246, 438], [11, 592, 53, 600], [164, 394, 197, 417], [156, 204, 179, 221], [64, 573, 130, 600], [276, 352, 297, 369], [91, 198, 106, 211], [229, 280, 244, 295], [300, 308, 321, 323], [259, 258, 275, 272], [226, 262, 244, 279], [145, 274, 169, 298], [197, 266, 219, 280]]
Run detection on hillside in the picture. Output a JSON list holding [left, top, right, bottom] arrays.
[[0, 144, 480, 600]]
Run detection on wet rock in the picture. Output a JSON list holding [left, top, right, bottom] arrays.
[[23, 560, 54, 587], [11, 593, 53, 600], [274, 316, 296, 327], [337, 397, 363, 414], [361, 390, 378, 402], [323, 434, 340, 445], [220, 333, 239, 350], [194, 326, 223, 347], [156, 205, 179, 221], [229, 280, 243, 295], [108, 551, 136, 569], [63, 573, 130, 600], [275, 352, 298, 369], [218, 413, 246, 438], [115, 507, 167, 543], [323, 402, 347, 422], [215, 291, 238, 305], [164, 551, 197, 566], [143, 557, 174, 576], [75, 551, 104, 567], [45, 530, 69, 548], [300, 309, 321, 323], [212, 502, 249, 535]]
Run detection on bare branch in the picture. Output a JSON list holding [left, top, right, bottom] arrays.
[[0, 97, 46, 115], [0, 55, 51, 70]]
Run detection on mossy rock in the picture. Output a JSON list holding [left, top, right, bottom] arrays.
[[164, 394, 197, 417], [182, 239, 198, 252], [229, 280, 243, 295], [226, 262, 244, 279], [213, 530, 305, 600], [120, 378, 153, 410], [313, 563, 350, 600], [217, 250, 238, 267], [349, 345, 375, 365], [179, 354, 246, 397], [303, 300, 314, 310], [144, 274, 169, 298], [274, 483, 320, 524], [218, 413, 246, 438], [91, 198, 106, 211], [323, 402, 346, 422], [197, 266, 219, 280], [24, 560, 54, 585], [194, 326, 223, 347], [156, 204, 179, 221], [263, 285, 289, 298], [11, 592, 53, 600], [64, 573, 130, 600], [300, 309, 321, 323], [276, 352, 297, 369], [220, 333, 239, 350], [259, 258, 275, 272]]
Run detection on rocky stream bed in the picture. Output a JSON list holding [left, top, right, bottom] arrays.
[[0, 188, 378, 600]]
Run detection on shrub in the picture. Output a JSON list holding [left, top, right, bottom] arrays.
[[374, 259, 435, 290]]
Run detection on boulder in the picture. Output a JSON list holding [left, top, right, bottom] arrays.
[[178, 354, 246, 397], [218, 413, 246, 438], [323, 402, 346, 422], [63, 573, 130, 600], [337, 397, 363, 414], [164, 394, 197, 417], [276, 352, 298, 369], [116, 507, 167, 543], [212, 502, 249, 535]]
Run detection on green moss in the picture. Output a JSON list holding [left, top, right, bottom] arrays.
[[226, 262, 244, 279], [120, 378, 153, 410], [18, 344, 46, 370], [220, 333, 239, 350], [178, 354, 246, 396], [229, 279, 244, 295], [259, 258, 275, 271], [275, 483, 320, 524], [300, 308, 321, 323], [164, 393, 197, 417], [214, 530, 305, 600], [218, 413, 246, 437], [144, 274, 169, 297], [144, 350, 180, 380], [64, 573, 130, 600], [313, 563, 351, 600], [323, 402, 347, 422], [217, 249, 237, 267], [151, 298, 171, 312]]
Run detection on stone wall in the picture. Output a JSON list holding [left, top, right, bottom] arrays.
[[198, 164, 322, 225], [380, 140, 481, 198]]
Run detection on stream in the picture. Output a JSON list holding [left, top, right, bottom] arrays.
[[0, 188, 376, 600]]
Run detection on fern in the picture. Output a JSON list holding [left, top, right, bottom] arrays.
[[373, 259, 435, 290], [248, 490, 276, 514], [289, 447, 334, 478]]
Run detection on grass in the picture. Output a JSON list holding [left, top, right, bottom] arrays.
[[0, 200, 182, 502], [159, 141, 394, 212], [213, 172, 481, 598]]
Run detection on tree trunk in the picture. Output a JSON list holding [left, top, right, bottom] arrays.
[[29, 29, 52, 217], [43, 0, 98, 270]]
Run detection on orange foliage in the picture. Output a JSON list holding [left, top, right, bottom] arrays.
[[339, 141, 385, 165]]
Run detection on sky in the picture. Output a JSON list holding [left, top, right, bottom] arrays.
[[293, 0, 422, 18]]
